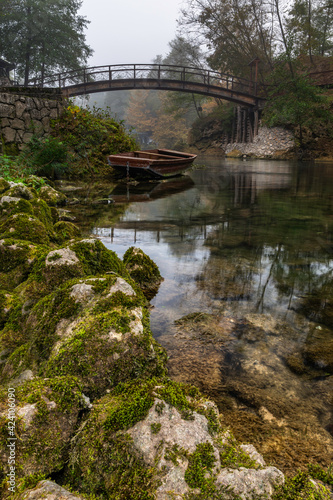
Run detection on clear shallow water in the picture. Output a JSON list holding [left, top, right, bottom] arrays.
[[90, 157, 333, 337], [67, 156, 333, 473]]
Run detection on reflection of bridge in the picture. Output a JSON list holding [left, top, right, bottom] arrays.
[[38, 63, 267, 108]]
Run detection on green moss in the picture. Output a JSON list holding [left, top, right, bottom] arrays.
[[6, 184, 35, 200], [219, 444, 260, 470], [0, 298, 27, 350], [0, 198, 33, 221], [0, 178, 10, 194], [0, 213, 49, 245], [164, 443, 187, 466], [123, 247, 163, 299], [37, 185, 67, 206], [17, 376, 83, 413], [0, 376, 83, 493], [104, 386, 154, 432], [307, 464, 333, 486], [92, 290, 144, 314], [0, 343, 30, 382], [17, 472, 47, 493], [53, 221, 81, 243], [150, 422, 161, 434], [185, 442, 216, 490], [26, 284, 80, 361], [71, 239, 128, 277], [68, 433, 159, 500], [31, 198, 54, 233], [273, 471, 332, 499]]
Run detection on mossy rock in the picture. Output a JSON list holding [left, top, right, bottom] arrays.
[[0, 239, 40, 291], [64, 378, 212, 499], [0, 197, 34, 222], [123, 247, 163, 299], [65, 378, 281, 500], [0, 377, 84, 497], [53, 221, 81, 243], [37, 185, 67, 206], [0, 213, 50, 245], [23, 175, 47, 190], [30, 247, 84, 296], [0, 178, 10, 194], [71, 238, 129, 278], [0, 290, 16, 329], [226, 149, 243, 158], [0, 293, 31, 364], [43, 276, 166, 398], [15, 480, 85, 499], [6, 184, 35, 201], [272, 470, 332, 500], [17, 239, 130, 301], [30, 198, 55, 236]]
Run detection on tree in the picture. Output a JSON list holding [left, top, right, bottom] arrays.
[[125, 91, 157, 145], [0, 0, 92, 85], [285, 0, 333, 58], [179, 0, 275, 79], [262, 55, 332, 147]]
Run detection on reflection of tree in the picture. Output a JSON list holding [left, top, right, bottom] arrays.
[[190, 166, 333, 315]]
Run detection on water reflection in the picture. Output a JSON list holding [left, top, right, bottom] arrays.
[[89, 157, 333, 472], [92, 159, 333, 328]]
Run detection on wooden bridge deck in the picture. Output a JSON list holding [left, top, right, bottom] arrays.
[[36, 64, 267, 108]]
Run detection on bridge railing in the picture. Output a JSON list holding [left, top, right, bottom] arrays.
[[34, 63, 261, 96]]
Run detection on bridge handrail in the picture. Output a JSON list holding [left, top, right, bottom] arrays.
[[30, 63, 262, 95]]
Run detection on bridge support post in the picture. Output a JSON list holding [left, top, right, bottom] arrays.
[[254, 109, 259, 137]]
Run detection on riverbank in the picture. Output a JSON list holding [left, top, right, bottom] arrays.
[[0, 178, 332, 499]]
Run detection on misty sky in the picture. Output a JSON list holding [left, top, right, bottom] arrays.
[[79, 0, 185, 67]]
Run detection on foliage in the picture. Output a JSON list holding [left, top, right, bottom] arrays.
[[179, 0, 275, 79], [189, 102, 234, 144], [51, 105, 139, 177], [0, 0, 92, 85], [19, 136, 70, 179], [285, 0, 333, 58], [125, 91, 157, 145], [262, 55, 332, 146], [0, 154, 33, 180]]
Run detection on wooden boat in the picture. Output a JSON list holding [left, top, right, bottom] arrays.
[[108, 149, 197, 179]]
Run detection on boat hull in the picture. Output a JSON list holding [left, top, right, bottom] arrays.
[[108, 149, 197, 179]]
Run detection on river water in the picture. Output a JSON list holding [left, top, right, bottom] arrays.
[[61, 156, 333, 474]]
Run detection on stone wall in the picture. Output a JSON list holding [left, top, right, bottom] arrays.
[[225, 125, 295, 158], [0, 87, 64, 154]]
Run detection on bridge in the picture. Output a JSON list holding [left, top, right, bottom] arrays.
[[38, 63, 267, 109]]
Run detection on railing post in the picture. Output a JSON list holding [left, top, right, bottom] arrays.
[[109, 66, 112, 81], [58, 74, 61, 88], [133, 64, 136, 80], [158, 65, 161, 80]]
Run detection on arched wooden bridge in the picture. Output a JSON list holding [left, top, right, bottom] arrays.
[[39, 63, 267, 108]]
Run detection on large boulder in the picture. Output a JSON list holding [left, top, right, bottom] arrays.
[[0, 377, 84, 497], [123, 246, 163, 299], [66, 378, 284, 500]]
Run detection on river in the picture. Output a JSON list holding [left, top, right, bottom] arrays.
[[59, 156, 333, 474]]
